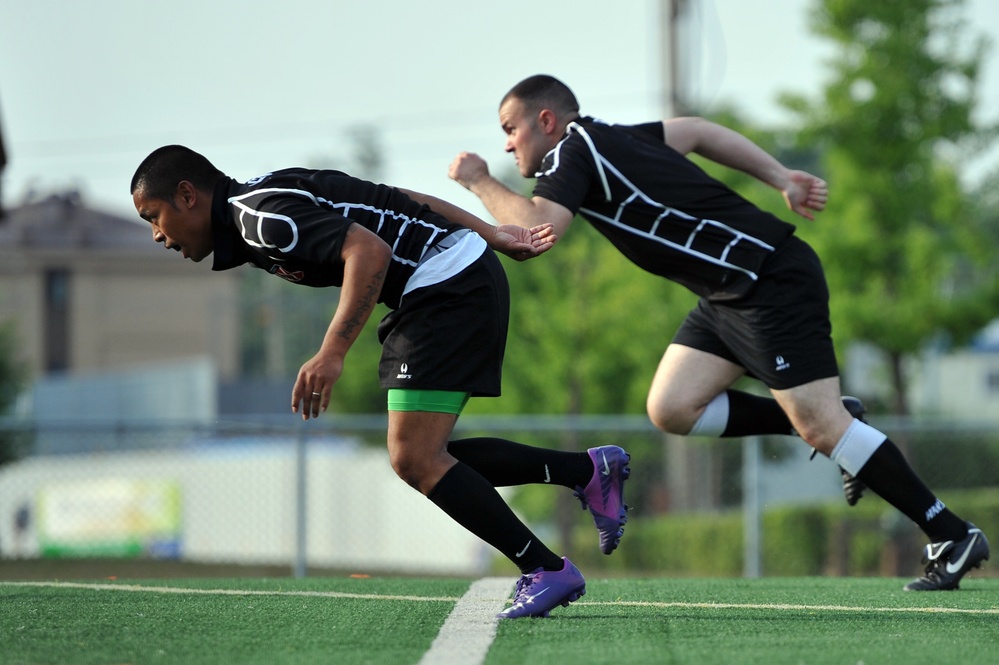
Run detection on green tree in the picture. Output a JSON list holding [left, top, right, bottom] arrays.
[[779, 0, 999, 414], [0, 321, 29, 465], [466, 196, 694, 418], [456, 170, 701, 540], [238, 268, 387, 414]]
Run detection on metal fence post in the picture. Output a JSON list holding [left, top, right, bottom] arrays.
[[293, 427, 307, 578], [742, 436, 762, 578]]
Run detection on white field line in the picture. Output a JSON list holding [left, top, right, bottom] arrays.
[[581, 599, 999, 615], [418, 577, 514, 665], [5, 578, 517, 665], [1, 580, 460, 602], [4, 581, 999, 616]]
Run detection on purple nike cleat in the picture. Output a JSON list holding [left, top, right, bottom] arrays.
[[497, 557, 586, 619], [574, 445, 631, 554]]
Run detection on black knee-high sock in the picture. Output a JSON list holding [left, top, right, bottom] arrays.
[[447, 438, 593, 488], [427, 462, 564, 574], [721, 390, 793, 437], [854, 439, 967, 543]]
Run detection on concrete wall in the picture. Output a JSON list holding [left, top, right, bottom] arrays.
[[0, 441, 492, 576]]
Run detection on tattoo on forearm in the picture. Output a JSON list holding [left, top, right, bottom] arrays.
[[337, 268, 385, 340]]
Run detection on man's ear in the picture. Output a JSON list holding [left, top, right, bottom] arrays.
[[176, 180, 198, 209], [537, 109, 559, 136]]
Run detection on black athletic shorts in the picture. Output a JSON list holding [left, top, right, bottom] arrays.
[[671, 236, 839, 390], [376, 248, 509, 396]]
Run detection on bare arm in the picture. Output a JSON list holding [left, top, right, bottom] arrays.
[[449, 152, 575, 238], [397, 187, 555, 260], [292, 223, 391, 420], [662, 117, 828, 220]]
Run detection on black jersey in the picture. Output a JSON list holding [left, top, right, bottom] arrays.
[[532, 117, 797, 301], [210, 168, 480, 308]]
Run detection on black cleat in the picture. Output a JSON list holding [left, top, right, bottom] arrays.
[[904, 522, 990, 591], [839, 396, 868, 506], [841, 396, 867, 422]]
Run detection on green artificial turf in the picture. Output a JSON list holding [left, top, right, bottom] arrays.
[[2, 575, 996, 665]]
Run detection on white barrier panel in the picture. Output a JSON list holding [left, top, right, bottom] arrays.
[[0, 441, 493, 576]]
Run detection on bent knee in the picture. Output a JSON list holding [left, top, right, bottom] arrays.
[[646, 398, 698, 435], [794, 424, 839, 455], [388, 446, 453, 495], [388, 450, 428, 491]]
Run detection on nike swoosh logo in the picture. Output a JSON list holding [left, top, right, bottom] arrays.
[[946, 533, 979, 574], [515, 540, 532, 558], [601, 452, 611, 476], [544, 465, 551, 483], [524, 586, 550, 603], [503, 586, 551, 615]]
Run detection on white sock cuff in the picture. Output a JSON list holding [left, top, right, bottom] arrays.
[[830, 419, 888, 476], [688, 392, 729, 437]]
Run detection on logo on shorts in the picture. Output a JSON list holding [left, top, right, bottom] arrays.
[[775, 355, 791, 371], [396, 363, 412, 380]]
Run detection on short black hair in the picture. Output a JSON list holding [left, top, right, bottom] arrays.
[[130, 145, 224, 201], [501, 75, 579, 116]]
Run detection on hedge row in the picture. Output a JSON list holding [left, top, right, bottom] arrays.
[[566, 488, 999, 577]]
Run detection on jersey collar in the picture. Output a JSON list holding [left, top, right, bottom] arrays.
[[210, 177, 249, 271]]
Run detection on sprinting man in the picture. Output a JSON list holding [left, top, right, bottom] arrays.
[[448, 74, 988, 590], [130, 145, 631, 617]]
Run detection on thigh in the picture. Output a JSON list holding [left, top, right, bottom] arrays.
[[653, 301, 747, 412], [387, 410, 457, 453], [648, 342, 746, 414]]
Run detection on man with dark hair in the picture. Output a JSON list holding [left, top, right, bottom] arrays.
[[131, 145, 224, 201], [448, 74, 989, 591], [130, 145, 632, 618]]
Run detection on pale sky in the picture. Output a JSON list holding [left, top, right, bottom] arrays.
[[1, 0, 997, 222]]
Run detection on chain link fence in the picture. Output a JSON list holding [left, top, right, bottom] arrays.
[[1, 414, 996, 578]]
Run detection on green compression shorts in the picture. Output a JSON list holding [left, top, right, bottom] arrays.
[[387, 389, 471, 415]]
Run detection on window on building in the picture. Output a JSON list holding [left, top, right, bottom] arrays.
[[44, 269, 70, 372]]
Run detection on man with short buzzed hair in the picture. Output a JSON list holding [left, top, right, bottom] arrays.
[[449, 74, 989, 591]]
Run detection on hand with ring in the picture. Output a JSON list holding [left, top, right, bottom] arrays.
[[292, 351, 344, 420]]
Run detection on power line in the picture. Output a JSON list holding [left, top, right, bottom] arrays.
[[4, 89, 655, 162]]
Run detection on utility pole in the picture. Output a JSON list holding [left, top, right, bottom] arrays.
[[661, 0, 724, 513], [0, 94, 7, 219], [659, 0, 692, 118]]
